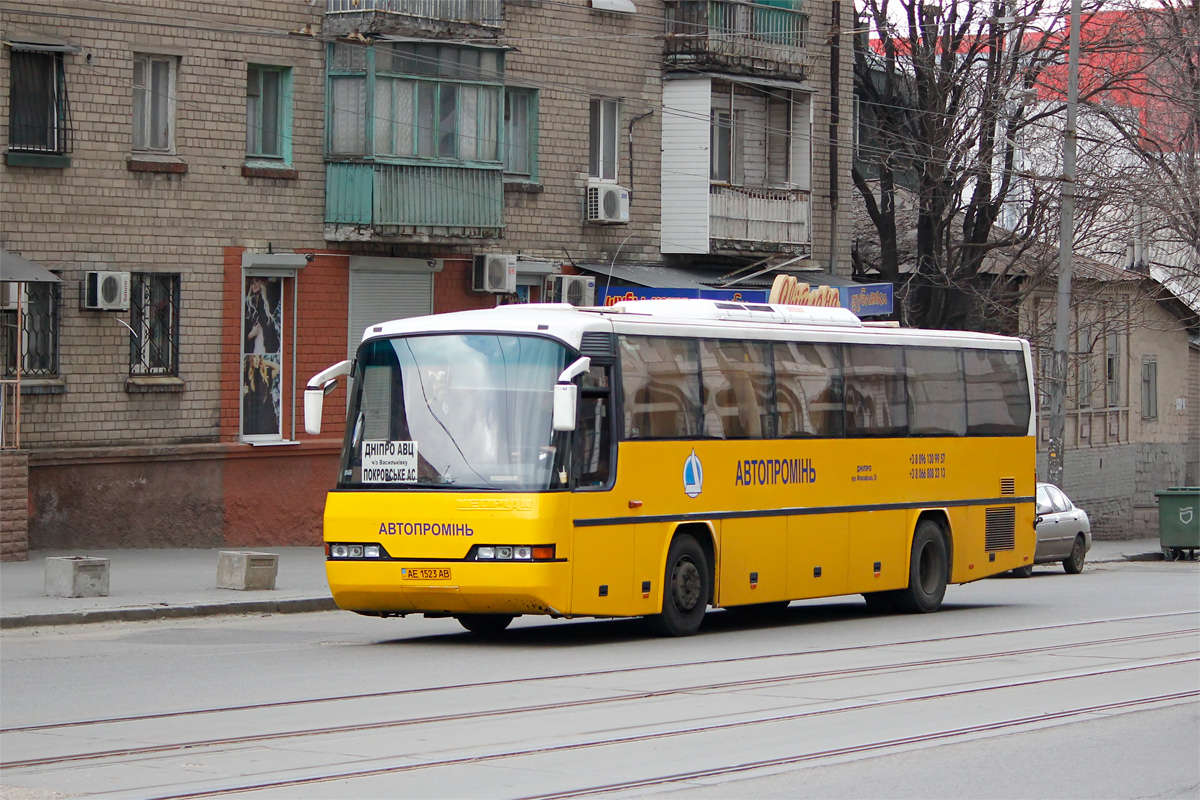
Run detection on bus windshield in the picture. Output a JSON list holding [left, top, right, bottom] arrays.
[[339, 334, 569, 491]]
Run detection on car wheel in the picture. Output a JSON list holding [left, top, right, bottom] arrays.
[[646, 534, 710, 637], [1011, 564, 1034, 578], [456, 614, 514, 635], [1063, 536, 1086, 574], [892, 520, 949, 613]]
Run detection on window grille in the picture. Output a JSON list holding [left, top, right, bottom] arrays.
[[8, 50, 71, 154], [2, 282, 60, 377], [130, 273, 180, 375]]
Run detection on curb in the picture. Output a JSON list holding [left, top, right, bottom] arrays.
[[0, 596, 338, 629]]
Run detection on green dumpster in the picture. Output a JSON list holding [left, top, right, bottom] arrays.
[[1156, 487, 1199, 561]]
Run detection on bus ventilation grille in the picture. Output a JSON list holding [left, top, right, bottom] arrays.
[[1000, 477, 1016, 496], [984, 506, 1017, 551], [579, 332, 616, 358]]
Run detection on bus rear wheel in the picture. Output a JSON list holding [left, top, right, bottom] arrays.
[[457, 614, 514, 636], [892, 520, 949, 614], [647, 534, 710, 637]]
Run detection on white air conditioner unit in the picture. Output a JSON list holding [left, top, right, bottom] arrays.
[[546, 274, 596, 307], [584, 181, 630, 225], [0, 282, 20, 311], [472, 254, 518, 294], [83, 271, 131, 311]]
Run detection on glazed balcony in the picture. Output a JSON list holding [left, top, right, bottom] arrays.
[[664, 0, 810, 80]]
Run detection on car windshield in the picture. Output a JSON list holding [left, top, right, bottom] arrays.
[[339, 334, 569, 491]]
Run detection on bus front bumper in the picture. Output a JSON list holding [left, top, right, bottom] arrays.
[[326, 560, 571, 616]]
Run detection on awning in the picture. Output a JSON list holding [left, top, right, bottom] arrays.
[[578, 262, 726, 291], [3, 26, 81, 53], [1, 249, 61, 283]]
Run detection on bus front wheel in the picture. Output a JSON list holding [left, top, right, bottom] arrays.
[[893, 521, 949, 614], [457, 614, 514, 636], [647, 534, 710, 637]]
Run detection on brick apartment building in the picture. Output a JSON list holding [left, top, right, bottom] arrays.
[[1, 0, 855, 559]]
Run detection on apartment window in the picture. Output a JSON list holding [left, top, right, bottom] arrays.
[[1106, 331, 1121, 407], [329, 41, 503, 163], [247, 65, 291, 160], [8, 49, 70, 155], [1141, 357, 1158, 420], [328, 42, 367, 155], [710, 110, 743, 184], [504, 88, 537, 178], [2, 282, 59, 378], [130, 274, 180, 376], [133, 54, 177, 152], [589, 98, 618, 181]]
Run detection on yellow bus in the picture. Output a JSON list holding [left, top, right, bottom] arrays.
[[304, 299, 1036, 636]]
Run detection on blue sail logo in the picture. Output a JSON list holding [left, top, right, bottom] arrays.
[[683, 449, 704, 498]]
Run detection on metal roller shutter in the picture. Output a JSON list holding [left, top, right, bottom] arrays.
[[347, 270, 433, 357]]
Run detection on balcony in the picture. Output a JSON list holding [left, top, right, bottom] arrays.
[[665, 0, 810, 80], [710, 185, 809, 254], [325, 162, 503, 240], [325, 0, 502, 37]]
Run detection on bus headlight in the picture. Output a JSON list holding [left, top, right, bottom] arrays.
[[470, 545, 555, 561], [328, 543, 388, 559]]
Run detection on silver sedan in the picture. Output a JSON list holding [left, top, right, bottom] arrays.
[[1012, 483, 1092, 577]]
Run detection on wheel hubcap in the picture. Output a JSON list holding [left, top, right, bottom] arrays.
[[671, 558, 702, 611]]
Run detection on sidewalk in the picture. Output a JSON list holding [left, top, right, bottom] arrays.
[[0, 548, 334, 629], [0, 538, 1169, 629]]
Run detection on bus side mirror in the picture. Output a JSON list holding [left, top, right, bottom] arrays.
[[552, 356, 591, 433], [304, 359, 352, 435], [553, 384, 578, 432]]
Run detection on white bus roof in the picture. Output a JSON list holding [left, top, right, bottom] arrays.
[[358, 300, 1027, 352]]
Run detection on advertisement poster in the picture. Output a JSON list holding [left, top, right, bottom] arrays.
[[241, 276, 283, 438]]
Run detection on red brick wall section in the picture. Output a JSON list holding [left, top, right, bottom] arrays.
[[220, 247, 246, 442], [294, 253, 351, 442], [435, 258, 494, 314], [218, 247, 349, 547], [0, 450, 30, 561]]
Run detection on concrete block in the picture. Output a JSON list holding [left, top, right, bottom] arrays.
[[216, 551, 278, 591], [44, 556, 110, 597]]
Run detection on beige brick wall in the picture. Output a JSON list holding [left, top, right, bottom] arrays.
[[2, 1, 327, 449], [498, 1, 664, 264]]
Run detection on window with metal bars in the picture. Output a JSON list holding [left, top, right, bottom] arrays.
[[8, 50, 71, 154], [129, 274, 180, 376], [2, 282, 60, 377]]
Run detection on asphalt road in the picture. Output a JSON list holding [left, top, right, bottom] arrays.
[[1, 559, 1197, 800]]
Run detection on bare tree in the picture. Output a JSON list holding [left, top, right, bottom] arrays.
[[1092, 1, 1200, 279], [852, 0, 1142, 330]]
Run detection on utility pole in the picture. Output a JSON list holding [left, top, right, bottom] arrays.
[[1047, 0, 1081, 488]]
